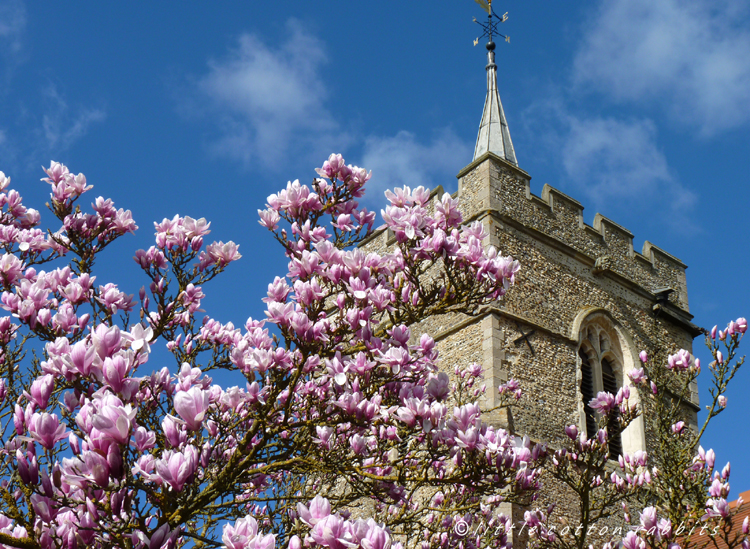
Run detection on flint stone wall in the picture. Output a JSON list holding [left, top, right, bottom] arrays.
[[360, 152, 700, 539]]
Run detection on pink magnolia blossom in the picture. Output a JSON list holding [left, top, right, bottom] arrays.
[[222, 516, 275, 549], [206, 241, 241, 268], [173, 386, 210, 431], [135, 523, 180, 549], [155, 446, 198, 492], [29, 412, 68, 450], [297, 495, 332, 527], [704, 498, 731, 519], [589, 392, 616, 415], [736, 317, 748, 334], [91, 393, 136, 445], [667, 349, 692, 371], [27, 374, 54, 409]]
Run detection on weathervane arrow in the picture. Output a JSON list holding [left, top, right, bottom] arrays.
[[475, 0, 491, 14]]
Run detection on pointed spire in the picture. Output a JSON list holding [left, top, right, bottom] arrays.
[[473, 41, 517, 166]]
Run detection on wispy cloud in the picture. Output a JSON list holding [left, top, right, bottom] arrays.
[[0, 0, 24, 57], [0, 0, 26, 84], [0, 85, 106, 173], [360, 129, 471, 207], [522, 98, 696, 222], [37, 85, 106, 156], [573, 0, 750, 136], [192, 18, 471, 195], [196, 19, 345, 167]]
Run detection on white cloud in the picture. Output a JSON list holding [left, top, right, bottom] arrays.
[[197, 20, 342, 166], [0, 0, 25, 59], [522, 99, 696, 217], [38, 85, 106, 154], [574, 0, 750, 135], [192, 19, 472, 192], [360, 129, 471, 207], [561, 116, 669, 199]]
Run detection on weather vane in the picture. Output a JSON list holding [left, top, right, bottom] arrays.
[[473, 0, 509, 46]]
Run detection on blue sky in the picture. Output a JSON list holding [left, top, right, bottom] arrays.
[[1, 1, 748, 493]]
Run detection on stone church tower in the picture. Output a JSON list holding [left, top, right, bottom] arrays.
[[444, 39, 703, 453], [364, 38, 701, 466]]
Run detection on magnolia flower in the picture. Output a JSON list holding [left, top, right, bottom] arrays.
[[91, 394, 136, 445], [223, 516, 275, 549], [589, 392, 616, 415], [174, 386, 210, 431], [667, 350, 692, 371], [28, 374, 54, 409], [639, 506, 658, 533], [628, 368, 646, 385], [622, 531, 646, 549], [297, 495, 332, 527], [426, 372, 450, 400], [135, 523, 180, 549], [704, 498, 730, 519], [29, 412, 68, 450], [155, 446, 198, 492], [129, 324, 154, 353], [206, 241, 241, 268], [736, 317, 748, 334]]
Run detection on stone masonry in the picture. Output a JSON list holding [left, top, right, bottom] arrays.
[[361, 150, 702, 538]]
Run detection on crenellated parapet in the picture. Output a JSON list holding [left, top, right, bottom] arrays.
[[457, 152, 691, 315]]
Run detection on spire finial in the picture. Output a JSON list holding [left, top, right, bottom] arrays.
[[471, 1, 517, 166], [472, 0, 510, 47]]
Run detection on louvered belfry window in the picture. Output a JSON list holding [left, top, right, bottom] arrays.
[[578, 314, 636, 460], [601, 358, 623, 460], [579, 348, 597, 439]]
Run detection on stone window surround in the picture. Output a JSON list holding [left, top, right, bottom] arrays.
[[573, 309, 646, 456]]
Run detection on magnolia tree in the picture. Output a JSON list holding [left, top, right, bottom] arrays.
[[523, 331, 748, 549], [0, 155, 745, 549]]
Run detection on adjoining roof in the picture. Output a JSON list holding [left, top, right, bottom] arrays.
[[687, 489, 750, 549], [473, 42, 518, 166]]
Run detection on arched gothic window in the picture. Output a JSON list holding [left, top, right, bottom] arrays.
[[576, 313, 635, 460], [578, 348, 597, 438]]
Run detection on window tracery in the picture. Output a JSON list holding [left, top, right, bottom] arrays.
[[576, 313, 639, 459]]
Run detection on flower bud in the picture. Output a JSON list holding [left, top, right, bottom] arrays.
[[736, 317, 747, 334], [721, 462, 730, 480]]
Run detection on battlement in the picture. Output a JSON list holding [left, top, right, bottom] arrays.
[[456, 152, 691, 313]]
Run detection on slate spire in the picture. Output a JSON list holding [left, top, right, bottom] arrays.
[[473, 40, 517, 166]]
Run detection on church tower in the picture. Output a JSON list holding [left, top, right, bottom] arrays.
[[360, 1, 701, 529], [446, 21, 702, 454]]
